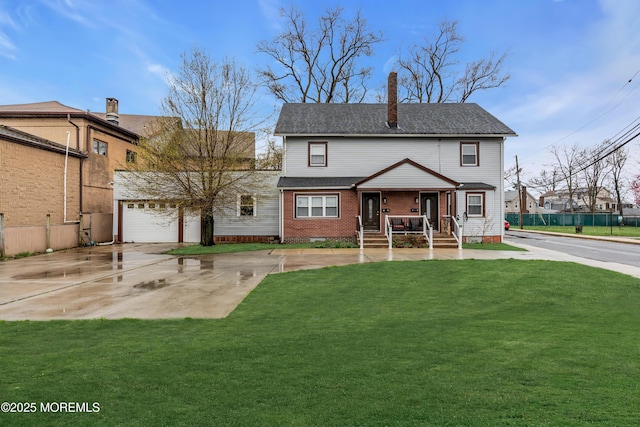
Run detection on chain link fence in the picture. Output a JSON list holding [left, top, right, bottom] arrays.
[[505, 213, 640, 227]]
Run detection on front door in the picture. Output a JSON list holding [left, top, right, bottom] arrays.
[[421, 193, 439, 231], [362, 193, 381, 231]]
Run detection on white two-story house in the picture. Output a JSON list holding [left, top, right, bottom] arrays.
[[274, 72, 517, 246]]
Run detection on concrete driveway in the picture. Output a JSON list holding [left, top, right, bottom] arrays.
[[0, 243, 285, 320], [2, 241, 639, 320]]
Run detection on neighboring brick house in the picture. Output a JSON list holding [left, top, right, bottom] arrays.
[[0, 125, 85, 256], [274, 72, 517, 245], [0, 98, 141, 249]]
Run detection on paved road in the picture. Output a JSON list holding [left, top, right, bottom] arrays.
[[506, 230, 640, 269]]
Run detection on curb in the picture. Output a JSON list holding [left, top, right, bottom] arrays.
[[508, 228, 640, 245]]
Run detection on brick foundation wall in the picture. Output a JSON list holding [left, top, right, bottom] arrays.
[[215, 235, 279, 244]]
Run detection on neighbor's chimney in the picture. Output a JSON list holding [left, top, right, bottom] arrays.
[[106, 98, 119, 125], [521, 186, 529, 213], [387, 71, 398, 128]]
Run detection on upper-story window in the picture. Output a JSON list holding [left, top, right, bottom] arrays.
[[460, 142, 479, 166], [308, 142, 327, 167], [126, 149, 137, 163], [93, 139, 108, 156]]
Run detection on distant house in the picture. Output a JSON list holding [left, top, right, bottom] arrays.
[[539, 187, 618, 212], [505, 189, 539, 214], [274, 72, 517, 245]]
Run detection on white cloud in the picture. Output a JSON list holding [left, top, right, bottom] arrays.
[[258, 0, 283, 31]]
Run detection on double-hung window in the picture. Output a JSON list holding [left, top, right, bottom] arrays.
[[296, 195, 338, 218], [308, 142, 327, 167], [466, 193, 484, 217], [238, 195, 256, 217], [460, 142, 479, 166]]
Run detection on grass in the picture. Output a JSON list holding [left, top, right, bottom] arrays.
[[2, 259, 640, 425], [521, 225, 640, 238]]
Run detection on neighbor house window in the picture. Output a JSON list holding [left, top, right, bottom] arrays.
[[466, 193, 484, 217], [296, 195, 338, 217], [93, 139, 108, 156], [126, 149, 137, 163], [238, 195, 256, 217], [460, 142, 479, 166], [308, 142, 327, 167]]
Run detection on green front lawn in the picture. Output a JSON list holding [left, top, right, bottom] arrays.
[[2, 259, 639, 425]]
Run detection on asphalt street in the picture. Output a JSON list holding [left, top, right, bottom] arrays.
[[506, 230, 640, 269]]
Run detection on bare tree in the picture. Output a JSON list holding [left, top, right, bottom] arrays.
[[256, 135, 283, 170], [126, 48, 265, 246], [580, 142, 611, 213], [529, 168, 560, 195], [396, 19, 509, 103], [606, 145, 628, 220], [256, 5, 383, 103], [550, 144, 583, 212]]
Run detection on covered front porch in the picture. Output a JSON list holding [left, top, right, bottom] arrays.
[[355, 190, 463, 249]]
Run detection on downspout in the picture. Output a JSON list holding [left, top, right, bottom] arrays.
[[67, 114, 83, 216], [63, 131, 70, 222]]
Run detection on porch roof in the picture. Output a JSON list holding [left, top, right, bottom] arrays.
[[277, 176, 366, 189], [458, 182, 496, 190]]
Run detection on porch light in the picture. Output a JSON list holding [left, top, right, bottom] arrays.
[[415, 197, 419, 204]]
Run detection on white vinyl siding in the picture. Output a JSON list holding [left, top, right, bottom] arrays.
[[285, 137, 501, 185]]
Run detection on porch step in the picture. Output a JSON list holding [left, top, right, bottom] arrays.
[[360, 234, 389, 248], [358, 232, 460, 249], [432, 234, 459, 248]]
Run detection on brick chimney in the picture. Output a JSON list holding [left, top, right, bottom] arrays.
[[521, 186, 529, 213], [387, 72, 398, 128], [106, 98, 119, 125]]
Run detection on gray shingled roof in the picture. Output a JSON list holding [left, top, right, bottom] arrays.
[[275, 103, 517, 137], [277, 176, 366, 189]]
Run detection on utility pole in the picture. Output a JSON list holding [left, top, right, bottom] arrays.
[[515, 155, 523, 229]]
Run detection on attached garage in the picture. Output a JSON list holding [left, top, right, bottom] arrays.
[[118, 201, 200, 243]]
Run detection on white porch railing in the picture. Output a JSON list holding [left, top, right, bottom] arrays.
[[384, 215, 433, 249], [355, 215, 364, 250], [442, 215, 463, 250]]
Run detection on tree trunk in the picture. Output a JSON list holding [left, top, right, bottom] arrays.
[[201, 210, 215, 246]]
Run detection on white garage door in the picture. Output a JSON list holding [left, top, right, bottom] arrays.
[[122, 202, 200, 243]]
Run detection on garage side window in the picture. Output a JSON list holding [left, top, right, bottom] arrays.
[[238, 195, 256, 217]]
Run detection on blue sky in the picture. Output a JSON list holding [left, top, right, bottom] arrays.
[[1, 0, 639, 187]]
